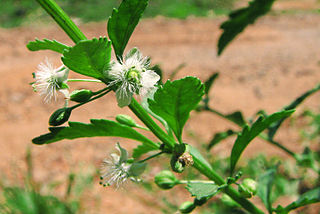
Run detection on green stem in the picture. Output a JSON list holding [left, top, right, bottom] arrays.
[[68, 79, 103, 83], [129, 98, 176, 150], [70, 89, 111, 110], [178, 180, 215, 184], [138, 151, 163, 163], [259, 133, 296, 157]]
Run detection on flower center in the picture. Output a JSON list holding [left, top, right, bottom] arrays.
[[126, 68, 141, 84]]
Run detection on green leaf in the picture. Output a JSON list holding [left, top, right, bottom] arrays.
[[62, 37, 111, 79], [32, 119, 159, 151], [281, 187, 320, 213], [148, 77, 205, 142], [207, 129, 236, 150], [218, 0, 275, 55], [257, 166, 277, 214], [186, 182, 219, 200], [204, 72, 219, 95], [230, 110, 294, 173], [225, 111, 246, 127], [107, 0, 148, 59], [268, 84, 320, 141], [133, 143, 158, 159], [26, 39, 69, 54]]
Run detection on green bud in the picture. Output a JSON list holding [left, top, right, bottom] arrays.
[[242, 178, 258, 196], [49, 107, 72, 126], [238, 178, 257, 198], [70, 89, 93, 103], [115, 114, 137, 127], [154, 170, 178, 190], [179, 201, 195, 213]]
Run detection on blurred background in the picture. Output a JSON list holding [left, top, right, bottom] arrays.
[[0, 0, 319, 213]]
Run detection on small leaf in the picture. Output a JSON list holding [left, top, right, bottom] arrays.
[[268, 84, 320, 140], [204, 72, 219, 95], [207, 129, 236, 150], [282, 187, 320, 212], [27, 39, 69, 54], [230, 110, 294, 173], [32, 119, 159, 151], [218, 0, 276, 55], [226, 111, 246, 127], [62, 37, 111, 79], [186, 182, 219, 200], [133, 144, 158, 159], [257, 166, 277, 214], [148, 77, 205, 142], [107, 0, 148, 59]]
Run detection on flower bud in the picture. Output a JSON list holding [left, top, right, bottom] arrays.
[[238, 178, 257, 198], [70, 89, 93, 103], [154, 170, 178, 190], [115, 114, 137, 127], [179, 201, 195, 213], [49, 107, 72, 126]]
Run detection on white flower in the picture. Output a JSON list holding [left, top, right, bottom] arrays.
[[33, 59, 69, 103], [100, 143, 131, 187], [107, 48, 160, 107], [100, 143, 146, 188]]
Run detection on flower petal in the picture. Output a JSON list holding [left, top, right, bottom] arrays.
[[116, 87, 133, 107]]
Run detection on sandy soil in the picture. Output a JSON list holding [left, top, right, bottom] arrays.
[[0, 1, 320, 213]]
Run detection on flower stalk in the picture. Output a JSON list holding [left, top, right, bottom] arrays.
[[34, 0, 264, 213]]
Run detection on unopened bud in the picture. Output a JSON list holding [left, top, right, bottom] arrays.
[[238, 178, 257, 198], [154, 170, 178, 190], [179, 201, 195, 213], [70, 89, 93, 103], [116, 114, 137, 127], [49, 107, 72, 126]]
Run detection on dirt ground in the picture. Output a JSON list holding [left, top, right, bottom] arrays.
[[0, 1, 320, 213]]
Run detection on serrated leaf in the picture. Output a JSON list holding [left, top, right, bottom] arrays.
[[32, 119, 159, 151], [186, 182, 219, 200], [218, 0, 275, 55], [204, 72, 219, 95], [132, 143, 158, 159], [207, 129, 236, 150], [107, 0, 148, 60], [282, 187, 320, 213], [148, 77, 205, 142], [27, 39, 69, 54], [257, 166, 277, 214], [62, 37, 111, 79], [268, 84, 320, 140], [230, 110, 294, 173], [226, 111, 246, 127]]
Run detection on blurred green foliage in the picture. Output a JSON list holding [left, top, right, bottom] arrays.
[[0, 0, 235, 28]]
